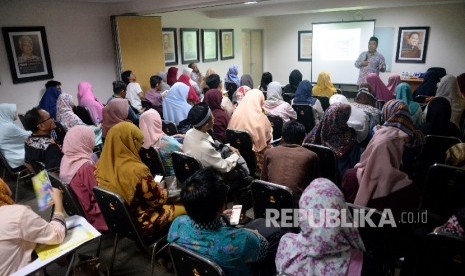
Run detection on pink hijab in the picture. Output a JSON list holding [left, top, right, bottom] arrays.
[[77, 81, 104, 124], [102, 98, 129, 136], [386, 74, 401, 97], [59, 125, 95, 183], [139, 109, 164, 149], [366, 73, 394, 101]]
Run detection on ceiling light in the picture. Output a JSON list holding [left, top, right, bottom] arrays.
[[244, 1, 258, 4]]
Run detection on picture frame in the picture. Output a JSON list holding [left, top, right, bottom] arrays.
[[180, 28, 199, 64], [162, 28, 178, 66], [220, 29, 234, 60], [2, 26, 54, 84], [201, 29, 218, 62], [298, 30, 312, 61], [395, 26, 430, 63]]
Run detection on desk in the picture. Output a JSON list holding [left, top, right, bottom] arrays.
[[401, 77, 423, 92]]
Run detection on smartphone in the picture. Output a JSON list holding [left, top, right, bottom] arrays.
[[154, 175, 164, 183], [230, 205, 242, 226]]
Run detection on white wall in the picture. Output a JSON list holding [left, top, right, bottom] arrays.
[[0, 0, 117, 114], [264, 3, 465, 85]]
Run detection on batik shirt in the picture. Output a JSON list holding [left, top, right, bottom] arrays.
[[355, 51, 386, 85]]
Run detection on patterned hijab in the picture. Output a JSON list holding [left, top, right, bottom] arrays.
[[414, 70, 440, 97], [294, 80, 316, 105], [312, 71, 337, 97], [234, 86, 251, 104], [39, 87, 61, 119], [304, 103, 357, 158], [56, 93, 84, 131], [95, 122, 150, 204], [102, 98, 129, 137], [395, 82, 420, 115], [366, 73, 394, 101], [0, 178, 15, 206], [263, 81, 284, 107], [139, 109, 164, 149], [167, 67, 178, 86], [225, 65, 240, 87], [387, 74, 401, 97], [276, 178, 365, 276], [77, 81, 104, 124]]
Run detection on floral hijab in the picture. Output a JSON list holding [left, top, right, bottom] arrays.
[[56, 93, 84, 131]]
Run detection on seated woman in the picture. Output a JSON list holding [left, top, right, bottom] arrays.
[[139, 109, 182, 176], [262, 81, 297, 122], [433, 74, 465, 129], [366, 73, 394, 101], [304, 103, 361, 180], [95, 122, 185, 237], [224, 65, 240, 100], [177, 73, 199, 105], [276, 178, 366, 276], [204, 80, 230, 143], [59, 125, 107, 231], [412, 70, 440, 100], [312, 71, 337, 97], [162, 82, 192, 127], [419, 97, 461, 139], [39, 86, 61, 120], [386, 73, 401, 97], [102, 98, 130, 138], [352, 87, 382, 126], [0, 104, 31, 169], [240, 74, 254, 89], [232, 85, 251, 106], [0, 178, 66, 275], [292, 80, 324, 123], [396, 83, 423, 127], [166, 67, 178, 86], [283, 69, 302, 95], [77, 81, 104, 125]]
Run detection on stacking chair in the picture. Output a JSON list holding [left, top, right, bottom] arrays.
[[162, 120, 178, 136], [140, 147, 167, 177], [266, 115, 283, 144], [48, 172, 86, 217], [0, 151, 34, 201], [93, 186, 167, 275], [169, 243, 225, 276], [171, 151, 202, 184], [292, 104, 315, 133], [314, 96, 330, 111], [73, 106, 95, 125], [302, 143, 339, 187], [225, 129, 256, 177], [251, 180, 294, 219]]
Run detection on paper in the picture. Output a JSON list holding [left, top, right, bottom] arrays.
[[31, 170, 53, 211]]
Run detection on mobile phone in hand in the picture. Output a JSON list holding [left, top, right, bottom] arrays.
[[230, 205, 242, 225]]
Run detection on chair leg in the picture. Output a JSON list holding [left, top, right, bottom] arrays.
[[95, 236, 103, 258], [110, 233, 119, 274], [64, 253, 76, 276], [15, 173, 20, 202]]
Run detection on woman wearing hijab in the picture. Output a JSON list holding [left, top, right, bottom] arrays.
[[232, 85, 251, 106], [263, 81, 297, 122], [433, 74, 465, 128], [412, 70, 440, 100], [304, 103, 361, 179], [201, 67, 217, 93], [183, 67, 202, 98], [59, 125, 107, 231], [139, 109, 182, 176], [77, 81, 104, 125], [258, 72, 273, 94], [102, 98, 129, 137], [204, 89, 230, 143], [162, 82, 192, 126], [0, 104, 31, 169], [395, 82, 423, 127], [283, 69, 302, 95], [177, 74, 200, 105], [166, 67, 178, 86], [228, 89, 272, 174], [95, 122, 185, 236], [276, 178, 365, 276], [366, 73, 394, 101], [224, 65, 241, 100], [312, 71, 337, 97], [39, 86, 61, 120], [240, 74, 254, 89], [387, 74, 401, 97], [419, 97, 461, 139], [293, 80, 324, 123], [352, 88, 382, 127]]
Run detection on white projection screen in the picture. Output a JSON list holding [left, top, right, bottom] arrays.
[[312, 20, 375, 85]]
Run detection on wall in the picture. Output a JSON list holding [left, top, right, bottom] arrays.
[[0, 0, 117, 114], [264, 3, 465, 85]]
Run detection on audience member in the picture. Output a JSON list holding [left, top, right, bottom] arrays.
[[312, 71, 337, 97], [39, 85, 61, 120], [107, 80, 139, 124], [283, 69, 302, 95], [232, 85, 251, 106], [56, 93, 84, 131], [162, 82, 192, 126], [178, 73, 200, 105], [102, 98, 130, 137], [77, 81, 104, 125], [156, 71, 171, 92], [258, 72, 273, 94], [224, 65, 240, 100], [352, 87, 382, 129], [145, 75, 164, 116], [166, 67, 178, 86], [188, 62, 202, 85], [366, 73, 394, 101], [240, 74, 254, 89], [200, 67, 217, 93], [293, 80, 324, 123], [204, 74, 230, 143], [433, 74, 465, 128], [182, 67, 202, 98], [387, 73, 401, 97], [446, 143, 465, 168], [412, 70, 440, 100], [263, 81, 297, 122], [0, 104, 31, 168], [121, 70, 144, 112], [45, 80, 62, 90], [395, 83, 423, 127]]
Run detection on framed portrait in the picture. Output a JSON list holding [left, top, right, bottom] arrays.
[[395, 26, 430, 63], [2, 26, 53, 84], [202, 29, 218, 62], [180, 28, 199, 64], [220, 29, 234, 60], [298, 30, 312, 61], [162, 28, 178, 66]]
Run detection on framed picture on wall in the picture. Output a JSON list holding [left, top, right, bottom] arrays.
[[2, 26, 54, 84], [162, 28, 178, 66], [298, 30, 312, 61], [220, 29, 234, 60], [202, 29, 218, 62], [395, 26, 429, 63], [180, 28, 199, 64]]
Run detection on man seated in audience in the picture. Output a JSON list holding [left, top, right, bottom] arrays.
[[107, 80, 139, 124], [261, 121, 320, 204], [121, 70, 144, 112], [167, 168, 268, 275], [23, 107, 63, 171]]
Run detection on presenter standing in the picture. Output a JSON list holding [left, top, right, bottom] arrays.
[[355, 36, 386, 85]]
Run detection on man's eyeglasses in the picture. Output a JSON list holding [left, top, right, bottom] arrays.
[[38, 117, 53, 125]]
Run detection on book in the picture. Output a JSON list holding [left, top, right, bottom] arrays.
[[31, 170, 53, 211]]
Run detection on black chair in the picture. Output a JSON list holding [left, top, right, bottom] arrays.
[[282, 93, 295, 104], [0, 151, 34, 201], [314, 96, 330, 111], [266, 115, 283, 144], [73, 106, 95, 125], [48, 172, 86, 217], [169, 243, 225, 276], [225, 129, 256, 177], [162, 120, 178, 136], [18, 114, 27, 129], [140, 147, 167, 177], [292, 104, 315, 133], [302, 143, 339, 187], [141, 100, 155, 110], [171, 151, 202, 184], [251, 180, 294, 220], [93, 186, 167, 275]]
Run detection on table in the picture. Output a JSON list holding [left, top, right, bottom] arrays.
[[401, 77, 423, 92]]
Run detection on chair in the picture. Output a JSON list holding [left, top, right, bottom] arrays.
[[251, 180, 294, 220], [141, 100, 155, 110], [162, 120, 178, 136], [225, 129, 256, 177], [169, 243, 225, 276], [73, 106, 95, 125], [282, 93, 295, 104], [171, 151, 202, 184], [139, 147, 167, 177], [292, 104, 315, 133], [314, 96, 330, 111], [93, 186, 167, 275], [48, 172, 86, 217], [302, 143, 339, 186], [0, 151, 34, 201], [18, 114, 28, 129], [266, 115, 283, 144]]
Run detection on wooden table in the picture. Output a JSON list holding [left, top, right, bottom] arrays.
[[401, 77, 423, 92]]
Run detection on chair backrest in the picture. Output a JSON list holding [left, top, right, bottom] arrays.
[[225, 129, 256, 176], [251, 180, 294, 219], [267, 115, 284, 142], [48, 172, 86, 217], [420, 164, 465, 224], [292, 104, 315, 133], [139, 147, 167, 177], [313, 96, 330, 111], [73, 106, 95, 125], [171, 151, 202, 184], [302, 143, 339, 186], [162, 120, 178, 136], [0, 150, 25, 173], [169, 243, 225, 276], [282, 93, 295, 104], [18, 114, 28, 129], [141, 100, 155, 110]]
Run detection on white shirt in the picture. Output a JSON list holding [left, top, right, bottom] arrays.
[[126, 82, 143, 111]]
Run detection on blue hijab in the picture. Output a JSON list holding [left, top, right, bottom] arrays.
[[293, 80, 316, 105], [39, 87, 61, 119], [225, 65, 240, 86]]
